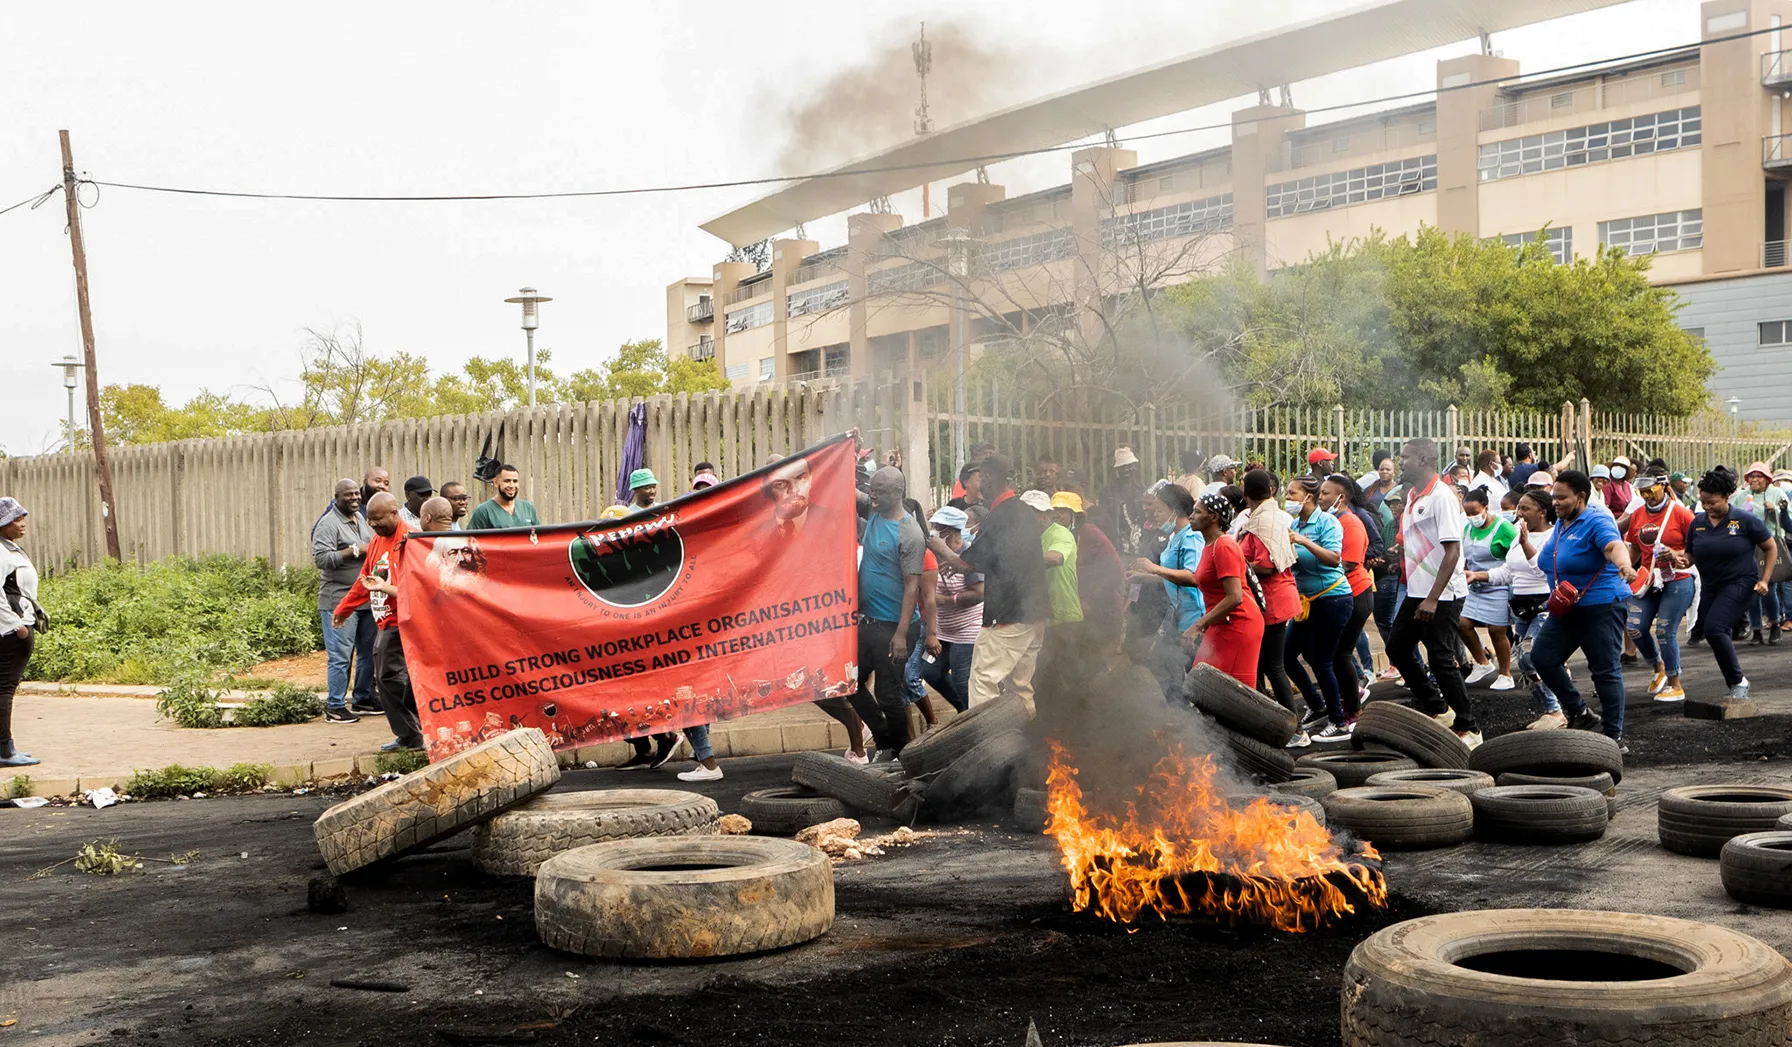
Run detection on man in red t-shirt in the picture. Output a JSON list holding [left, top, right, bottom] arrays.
[[333, 492, 422, 751], [1624, 469, 1696, 702]]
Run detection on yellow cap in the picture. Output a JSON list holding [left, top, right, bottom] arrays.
[[1050, 492, 1085, 513]]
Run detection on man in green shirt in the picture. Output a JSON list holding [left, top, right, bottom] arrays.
[[1026, 490, 1081, 624], [466, 464, 541, 530]]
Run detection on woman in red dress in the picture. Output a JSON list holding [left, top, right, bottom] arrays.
[[1187, 492, 1265, 686]]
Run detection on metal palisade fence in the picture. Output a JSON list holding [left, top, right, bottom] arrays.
[[0, 377, 916, 574]]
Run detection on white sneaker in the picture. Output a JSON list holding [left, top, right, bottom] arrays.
[[1465, 662, 1497, 685], [1456, 730, 1484, 751], [1284, 730, 1311, 749], [843, 749, 870, 765], [677, 764, 723, 782], [1527, 711, 1568, 730], [1490, 674, 1515, 691], [1430, 707, 1458, 729]]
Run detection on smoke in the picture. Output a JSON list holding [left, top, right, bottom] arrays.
[[764, 19, 1056, 174]]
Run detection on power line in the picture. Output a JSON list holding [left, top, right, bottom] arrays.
[[0, 185, 61, 217], [44, 21, 1792, 209]]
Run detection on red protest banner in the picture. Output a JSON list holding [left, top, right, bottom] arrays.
[[395, 433, 861, 761]]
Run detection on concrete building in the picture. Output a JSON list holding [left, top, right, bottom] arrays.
[[668, 0, 1792, 419]]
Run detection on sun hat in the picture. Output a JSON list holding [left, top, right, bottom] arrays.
[[929, 506, 969, 530], [1205, 454, 1240, 473], [1113, 446, 1140, 468], [629, 468, 658, 490], [1746, 461, 1771, 479], [1018, 490, 1053, 512], [1307, 447, 1336, 465], [1590, 465, 1611, 480], [598, 504, 633, 520], [0, 498, 26, 529], [1050, 492, 1085, 513]]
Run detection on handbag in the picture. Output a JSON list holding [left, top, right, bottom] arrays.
[[1766, 535, 1792, 584], [1544, 523, 1600, 618], [1295, 577, 1347, 622]]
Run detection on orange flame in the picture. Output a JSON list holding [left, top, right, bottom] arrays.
[[1044, 740, 1386, 932]]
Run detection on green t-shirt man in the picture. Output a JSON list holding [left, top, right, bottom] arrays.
[[1041, 521, 1083, 624], [467, 498, 540, 530]]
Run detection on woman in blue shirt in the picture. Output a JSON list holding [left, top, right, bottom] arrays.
[[1682, 466, 1778, 702], [1282, 477, 1355, 740], [1533, 470, 1637, 747], [1127, 483, 1205, 701]]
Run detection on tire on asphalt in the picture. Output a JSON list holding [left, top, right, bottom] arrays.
[[1295, 750, 1419, 790], [314, 728, 559, 876], [534, 836, 833, 959], [924, 729, 1031, 820], [1184, 664, 1300, 747], [1014, 787, 1047, 833], [1720, 831, 1792, 908], [1470, 785, 1608, 844], [1342, 909, 1792, 1047], [1497, 771, 1617, 821], [1352, 701, 1471, 769], [472, 788, 719, 876], [790, 752, 914, 820], [735, 786, 849, 836], [1231, 791, 1326, 828], [897, 693, 1031, 779], [1658, 785, 1792, 858], [1365, 769, 1495, 797], [1223, 728, 1297, 783], [1321, 787, 1473, 850], [1467, 730, 1624, 784], [1269, 767, 1338, 799]]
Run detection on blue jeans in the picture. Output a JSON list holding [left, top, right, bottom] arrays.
[[1748, 584, 1781, 632], [919, 639, 974, 712], [1532, 601, 1627, 740], [903, 622, 927, 705], [1285, 592, 1356, 724], [685, 723, 713, 762], [1510, 605, 1560, 714], [320, 608, 375, 710], [1629, 576, 1694, 676]]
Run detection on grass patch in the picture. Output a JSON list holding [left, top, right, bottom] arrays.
[[5, 775, 31, 799], [31, 555, 321, 685], [375, 749, 429, 775], [126, 762, 272, 799]]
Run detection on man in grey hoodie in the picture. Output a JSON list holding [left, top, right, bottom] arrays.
[[312, 479, 377, 722]]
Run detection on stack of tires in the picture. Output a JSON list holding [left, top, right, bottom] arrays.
[[1653, 784, 1792, 909], [1184, 664, 1301, 784], [1465, 730, 1624, 845], [1298, 701, 1483, 852]]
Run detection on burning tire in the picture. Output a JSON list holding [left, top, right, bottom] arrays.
[[1231, 791, 1326, 828], [924, 729, 1030, 820], [1658, 785, 1792, 858], [1496, 771, 1616, 819], [1223, 729, 1297, 783], [1296, 751, 1419, 789], [1014, 787, 1047, 832], [1269, 767, 1337, 799], [1467, 730, 1623, 784], [1322, 787, 1472, 850], [791, 752, 916, 821], [1365, 769, 1494, 797], [1185, 664, 1299, 746], [313, 728, 558, 876], [898, 693, 1030, 779], [534, 836, 834, 959], [735, 786, 848, 836], [1351, 701, 1472, 769], [472, 788, 719, 876], [1469, 785, 1607, 844], [1720, 832, 1792, 907], [1341, 909, 1792, 1046]]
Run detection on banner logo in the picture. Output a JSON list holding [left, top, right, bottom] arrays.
[[569, 515, 685, 607]]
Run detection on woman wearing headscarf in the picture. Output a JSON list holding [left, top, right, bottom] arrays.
[[1183, 492, 1264, 686], [0, 498, 42, 767], [1238, 470, 1302, 733]]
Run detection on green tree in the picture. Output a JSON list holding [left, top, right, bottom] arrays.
[[567, 339, 729, 401], [99, 384, 266, 444]]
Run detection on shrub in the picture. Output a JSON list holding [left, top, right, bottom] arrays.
[[375, 749, 429, 775], [232, 684, 323, 727], [5, 776, 31, 799], [126, 762, 272, 798], [32, 556, 321, 684], [155, 666, 225, 729]]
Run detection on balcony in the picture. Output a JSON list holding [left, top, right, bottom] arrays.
[[1766, 50, 1792, 87], [1766, 135, 1792, 170], [1766, 242, 1789, 269], [686, 298, 713, 323], [687, 337, 715, 361]]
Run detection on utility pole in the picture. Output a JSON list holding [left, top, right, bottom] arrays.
[[59, 130, 122, 561]]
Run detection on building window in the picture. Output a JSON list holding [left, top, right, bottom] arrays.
[[1661, 69, 1687, 87], [758, 357, 774, 380], [1550, 91, 1575, 109], [724, 300, 773, 333], [824, 345, 849, 375], [1599, 210, 1703, 256], [724, 362, 747, 380], [787, 280, 849, 317], [1265, 156, 1437, 219], [867, 260, 947, 295], [1101, 193, 1234, 246], [980, 228, 1078, 272], [1499, 226, 1573, 264], [1759, 321, 1792, 347], [1478, 106, 1701, 182]]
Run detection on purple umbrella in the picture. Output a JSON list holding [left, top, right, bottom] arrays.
[[614, 402, 648, 505]]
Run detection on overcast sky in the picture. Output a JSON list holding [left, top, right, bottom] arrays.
[[0, 0, 1689, 455]]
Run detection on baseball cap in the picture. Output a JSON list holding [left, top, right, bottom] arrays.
[[929, 506, 969, 530], [1018, 490, 1053, 512], [691, 469, 720, 489], [1525, 472, 1554, 488], [1050, 492, 1085, 513], [403, 475, 433, 497], [1205, 454, 1240, 473], [1113, 446, 1140, 468], [1669, 471, 1689, 483], [1747, 461, 1772, 479], [1590, 465, 1611, 479], [1307, 447, 1336, 465], [629, 468, 658, 490]]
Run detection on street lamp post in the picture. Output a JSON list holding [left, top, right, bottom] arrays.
[[1727, 397, 1742, 439], [51, 354, 83, 451], [504, 287, 552, 408]]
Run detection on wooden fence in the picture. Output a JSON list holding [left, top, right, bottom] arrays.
[[0, 377, 916, 574]]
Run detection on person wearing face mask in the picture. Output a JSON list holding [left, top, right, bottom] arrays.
[[1238, 471, 1302, 737], [1737, 462, 1787, 646], [1469, 489, 1564, 728], [1126, 483, 1205, 700], [1605, 457, 1639, 531], [1319, 474, 1378, 713], [1281, 478, 1356, 741], [1468, 450, 1508, 505], [1625, 470, 1695, 703], [1534, 470, 1637, 749], [1457, 487, 1517, 691]]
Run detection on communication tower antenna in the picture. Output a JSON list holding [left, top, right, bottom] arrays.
[[913, 22, 934, 136]]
